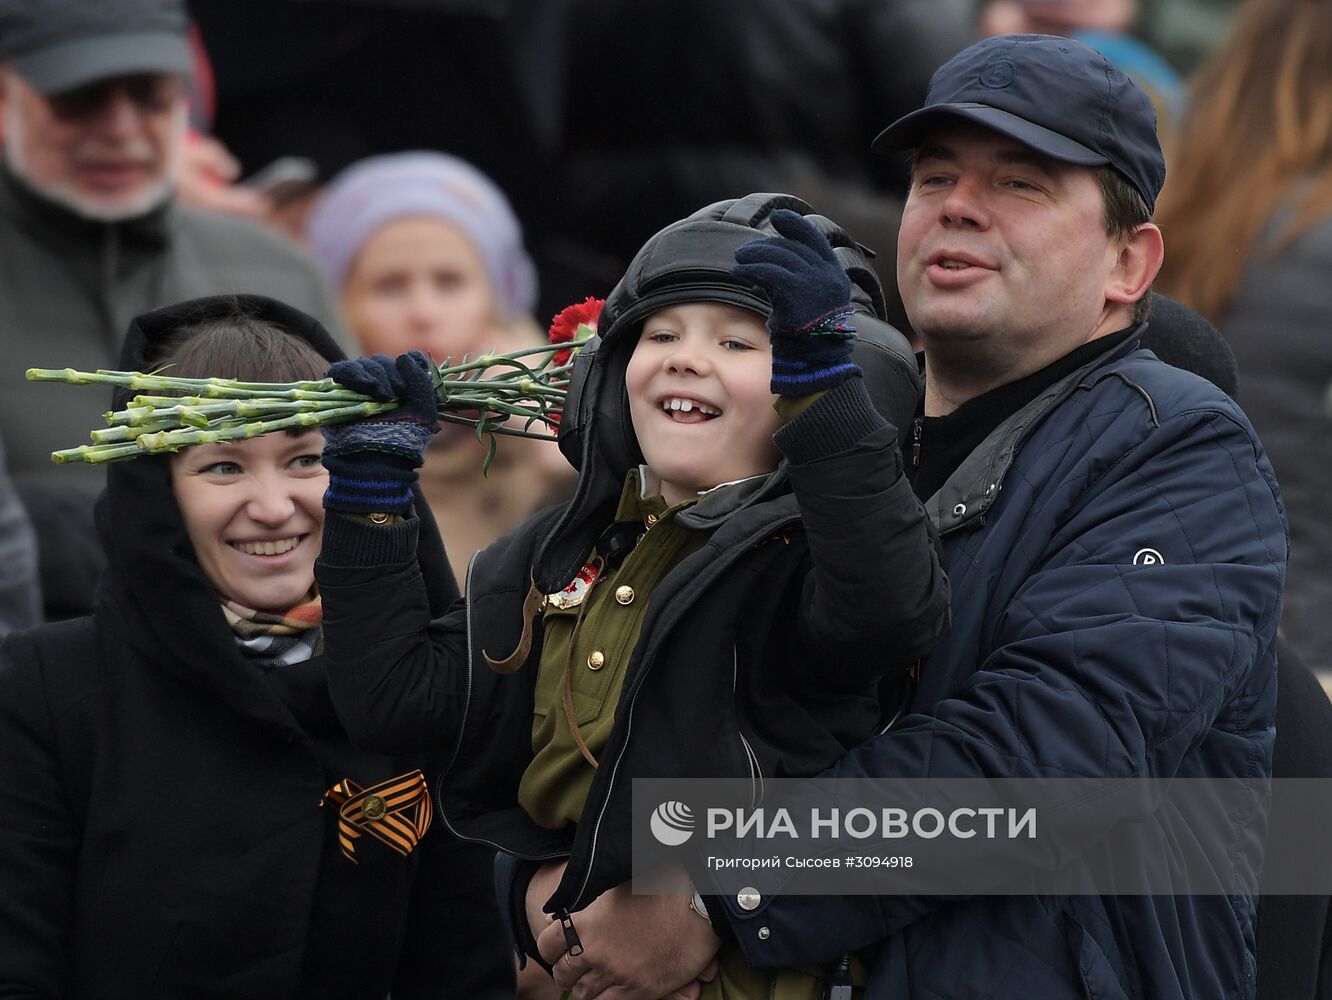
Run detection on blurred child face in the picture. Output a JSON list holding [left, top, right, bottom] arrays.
[[170, 431, 326, 611], [626, 303, 780, 506], [340, 217, 499, 363]]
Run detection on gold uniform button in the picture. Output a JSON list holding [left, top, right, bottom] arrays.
[[587, 650, 606, 671], [361, 794, 386, 820], [615, 585, 635, 605], [645, 513, 658, 526]]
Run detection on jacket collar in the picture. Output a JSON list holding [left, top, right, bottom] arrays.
[[0, 160, 173, 252], [925, 327, 1144, 535]]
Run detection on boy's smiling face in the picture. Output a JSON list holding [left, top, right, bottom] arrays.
[[626, 302, 781, 506]]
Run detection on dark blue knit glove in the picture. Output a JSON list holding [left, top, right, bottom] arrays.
[[321, 351, 438, 514], [733, 209, 860, 396]]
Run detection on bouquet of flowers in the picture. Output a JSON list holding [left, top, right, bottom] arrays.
[[27, 298, 603, 468]]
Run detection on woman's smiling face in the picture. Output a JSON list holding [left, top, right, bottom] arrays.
[[625, 302, 780, 506], [170, 430, 327, 611]]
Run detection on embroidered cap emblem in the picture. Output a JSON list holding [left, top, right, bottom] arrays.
[[980, 58, 1016, 89]]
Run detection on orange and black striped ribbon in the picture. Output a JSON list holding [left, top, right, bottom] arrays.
[[322, 769, 432, 865]]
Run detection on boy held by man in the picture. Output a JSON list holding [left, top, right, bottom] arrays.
[[315, 195, 949, 998]]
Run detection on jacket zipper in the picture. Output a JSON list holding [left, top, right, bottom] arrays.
[[932, 335, 1144, 537], [434, 550, 566, 861], [877, 700, 907, 737], [732, 646, 763, 807], [911, 417, 922, 468]]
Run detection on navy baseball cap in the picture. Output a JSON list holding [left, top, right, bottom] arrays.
[[873, 34, 1166, 212]]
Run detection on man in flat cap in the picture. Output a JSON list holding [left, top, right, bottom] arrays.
[[0, 0, 345, 620], [534, 35, 1288, 1000]]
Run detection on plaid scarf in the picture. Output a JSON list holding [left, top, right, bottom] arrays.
[[221, 590, 324, 668]]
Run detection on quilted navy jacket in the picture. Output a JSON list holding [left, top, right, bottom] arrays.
[[711, 336, 1288, 1000]]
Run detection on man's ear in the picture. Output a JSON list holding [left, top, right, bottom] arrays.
[[1105, 222, 1164, 308]]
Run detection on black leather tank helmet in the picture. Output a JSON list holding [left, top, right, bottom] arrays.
[[557, 192, 917, 475]]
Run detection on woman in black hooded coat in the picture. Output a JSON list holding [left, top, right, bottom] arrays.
[[0, 294, 514, 999]]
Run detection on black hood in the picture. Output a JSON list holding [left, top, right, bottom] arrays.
[[530, 196, 920, 593], [100, 294, 347, 589], [110, 294, 345, 411], [88, 294, 476, 747], [94, 294, 453, 734], [90, 296, 349, 738]]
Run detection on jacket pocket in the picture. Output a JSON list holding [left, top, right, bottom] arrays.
[[530, 604, 617, 725]]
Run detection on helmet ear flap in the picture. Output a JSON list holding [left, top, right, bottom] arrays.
[[555, 333, 600, 471], [555, 331, 643, 475]]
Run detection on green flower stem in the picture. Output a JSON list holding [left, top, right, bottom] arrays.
[[52, 442, 149, 464], [32, 334, 582, 466], [26, 368, 362, 400], [132, 401, 395, 453], [436, 415, 558, 441], [106, 399, 365, 427], [90, 422, 176, 443]]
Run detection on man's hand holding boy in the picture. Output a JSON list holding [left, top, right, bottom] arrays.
[[536, 878, 720, 1000]]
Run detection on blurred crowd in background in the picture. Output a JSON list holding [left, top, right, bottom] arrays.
[[1, 0, 1329, 684], [0, 2, 1330, 997]]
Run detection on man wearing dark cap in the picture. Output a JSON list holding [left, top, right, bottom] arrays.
[[539, 35, 1288, 1000], [0, 0, 345, 621]]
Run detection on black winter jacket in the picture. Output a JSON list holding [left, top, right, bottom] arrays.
[[0, 296, 513, 999], [317, 323, 949, 916]]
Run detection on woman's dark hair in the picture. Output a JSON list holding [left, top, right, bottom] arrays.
[[147, 312, 328, 383]]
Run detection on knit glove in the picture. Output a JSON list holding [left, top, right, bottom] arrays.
[[321, 351, 438, 514], [732, 209, 860, 396]]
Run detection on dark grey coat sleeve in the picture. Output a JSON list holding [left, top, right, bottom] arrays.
[[0, 440, 41, 637]]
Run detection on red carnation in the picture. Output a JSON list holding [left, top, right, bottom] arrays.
[[548, 296, 603, 367]]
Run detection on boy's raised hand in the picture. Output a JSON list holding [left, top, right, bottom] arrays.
[[325, 351, 439, 424], [733, 208, 861, 396], [320, 351, 439, 514]]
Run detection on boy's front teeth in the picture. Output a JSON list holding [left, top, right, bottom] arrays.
[[663, 398, 721, 416]]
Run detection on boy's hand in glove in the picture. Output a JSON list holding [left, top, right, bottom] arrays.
[[732, 209, 860, 396], [320, 351, 438, 514]]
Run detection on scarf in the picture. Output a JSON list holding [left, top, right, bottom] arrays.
[[221, 590, 324, 668]]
